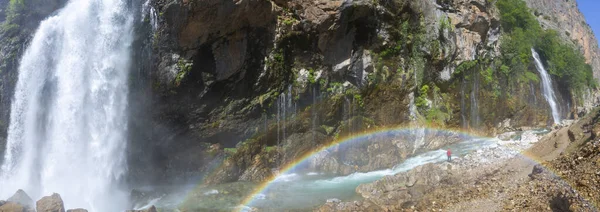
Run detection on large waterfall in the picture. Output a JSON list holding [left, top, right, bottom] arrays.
[[0, 0, 134, 211], [532, 49, 561, 124]]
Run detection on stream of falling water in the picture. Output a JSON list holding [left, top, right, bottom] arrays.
[[0, 0, 134, 210], [532, 49, 561, 124]]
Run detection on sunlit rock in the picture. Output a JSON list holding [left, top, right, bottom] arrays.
[[36, 193, 65, 212]]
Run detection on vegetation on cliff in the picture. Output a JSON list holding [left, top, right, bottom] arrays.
[[498, 0, 596, 96]]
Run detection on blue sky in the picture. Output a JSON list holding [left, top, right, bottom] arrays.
[[578, 0, 600, 44]]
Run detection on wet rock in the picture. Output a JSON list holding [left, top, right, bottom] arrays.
[[212, 31, 248, 81], [65, 209, 87, 212], [354, 163, 449, 210], [36, 193, 65, 212], [7, 190, 34, 209], [126, 205, 157, 212]]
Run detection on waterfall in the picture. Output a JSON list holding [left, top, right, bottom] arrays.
[[470, 71, 480, 129], [460, 78, 467, 128], [142, 0, 158, 31], [408, 92, 417, 121], [0, 0, 134, 211], [532, 49, 561, 124]]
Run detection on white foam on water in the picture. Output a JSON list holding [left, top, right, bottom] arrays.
[[203, 189, 219, 195]]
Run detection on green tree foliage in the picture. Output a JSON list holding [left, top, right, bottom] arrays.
[[496, 0, 540, 33]]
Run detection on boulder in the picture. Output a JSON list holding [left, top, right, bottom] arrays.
[[7, 190, 34, 209], [36, 193, 65, 212], [125, 205, 157, 212], [529, 164, 545, 179], [0, 202, 24, 212], [66, 209, 87, 212], [355, 163, 449, 210]]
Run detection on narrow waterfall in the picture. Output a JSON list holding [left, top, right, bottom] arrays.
[[142, 0, 159, 31], [0, 0, 134, 211], [531, 49, 561, 124], [311, 85, 317, 144], [460, 78, 467, 128], [470, 71, 480, 129]]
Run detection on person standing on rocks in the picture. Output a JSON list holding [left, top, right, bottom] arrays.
[[447, 149, 452, 162]]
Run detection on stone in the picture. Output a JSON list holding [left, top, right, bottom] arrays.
[[529, 164, 544, 178], [568, 129, 575, 142], [7, 189, 34, 209], [212, 32, 248, 81], [36, 193, 65, 212], [0, 202, 24, 212]]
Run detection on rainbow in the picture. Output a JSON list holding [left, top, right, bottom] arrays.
[[236, 126, 491, 211]]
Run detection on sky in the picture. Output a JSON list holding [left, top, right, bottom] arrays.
[[578, 0, 600, 44]]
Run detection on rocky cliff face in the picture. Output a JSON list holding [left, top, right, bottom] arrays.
[[0, 0, 598, 187], [130, 0, 536, 184]]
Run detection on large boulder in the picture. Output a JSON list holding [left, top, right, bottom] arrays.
[[7, 190, 34, 209], [355, 163, 450, 210], [36, 193, 65, 212], [0, 202, 25, 212]]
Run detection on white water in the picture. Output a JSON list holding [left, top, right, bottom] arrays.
[[247, 137, 497, 210], [142, 0, 158, 31], [0, 0, 134, 211], [532, 49, 561, 124]]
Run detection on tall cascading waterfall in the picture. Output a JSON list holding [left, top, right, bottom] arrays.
[[532, 48, 561, 124], [0, 0, 134, 211]]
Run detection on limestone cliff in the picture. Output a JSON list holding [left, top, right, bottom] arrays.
[[0, 0, 598, 187], [134, 0, 536, 184]]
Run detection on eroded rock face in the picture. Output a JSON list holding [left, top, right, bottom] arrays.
[[35, 193, 65, 212], [138, 0, 599, 185], [416, 0, 500, 78]]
